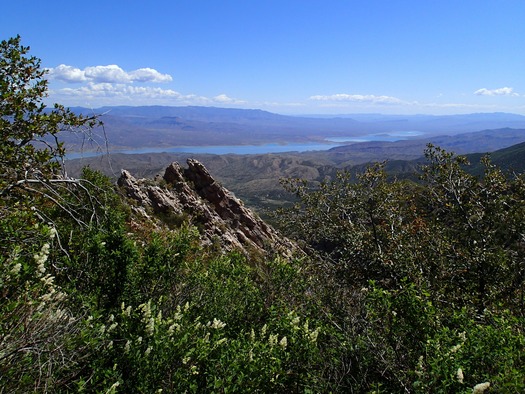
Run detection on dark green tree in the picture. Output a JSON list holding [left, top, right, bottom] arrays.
[[0, 35, 98, 200]]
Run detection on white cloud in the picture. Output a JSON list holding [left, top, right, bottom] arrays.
[[57, 82, 183, 99], [213, 94, 235, 103], [309, 93, 404, 104], [47, 64, 173, 84], [47, 64, 87, 82], [49, 83, 247, 107], [474, 87, 519, 96], [84, 65, 131, 83], [212, 94, 246, 104], [128, 67, 173, 83]]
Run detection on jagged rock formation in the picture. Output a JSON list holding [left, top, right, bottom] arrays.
[[118, 159, 299, 257]]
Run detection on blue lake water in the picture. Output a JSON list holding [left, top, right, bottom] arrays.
[[325, 131, 424, 143], [66, 131, 424, 160], [66, 142, 345, 159]]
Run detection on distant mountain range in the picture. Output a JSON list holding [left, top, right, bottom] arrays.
[[65, 107, 525, 214], [66, 137, 525, 215], [63, 105, 525, 213], [62, 105, 525, 153]]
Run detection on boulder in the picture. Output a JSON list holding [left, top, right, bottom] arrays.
[[118, 159, 298, 257]]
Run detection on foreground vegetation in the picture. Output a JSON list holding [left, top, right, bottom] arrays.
[[2, 36, 525, 393]]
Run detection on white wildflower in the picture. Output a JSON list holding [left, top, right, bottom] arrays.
[[124, 340, 131, 353], [10, 262, 21, 275], [472, 382, 490, 393], [139, 300, 152, 320], [269, 334, 278, 347], [54, 291, 66, 302], [168, 323, 180, 336], [137, 336, 142, 344], [182, 356, 190, 365], [40, 274, 55, 287], [108, 322, 118, 332], [291, 315, 300, 330], [36, 261, 46, 275], [145, 346, 152, 357], [146, 317, 155, 336], [49, 227, 57, 239], [210, 318, 226, 329], [450, 343, 462, 353], [41, 243, 50, 254], [250, 328, 255, 341], [216, 337, 227, 346], [40, 291, 56, 302], [279, 336, 287, 349], [457, 367, 464, 383], [261, 324, 267, 338], [309, 328, 320, 343]]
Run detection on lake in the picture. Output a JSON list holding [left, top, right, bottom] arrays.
[[325, 131, 424, 143], [66, 142, 345, 159], [66, 132, 424, 160]]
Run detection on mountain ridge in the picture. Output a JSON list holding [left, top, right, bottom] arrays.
[[60, 105, 525, 153]]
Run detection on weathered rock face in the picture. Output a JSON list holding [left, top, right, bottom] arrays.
[[118, 159, 298, 257]]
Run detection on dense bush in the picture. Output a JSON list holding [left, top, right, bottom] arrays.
[[277, 144, 525, 392]]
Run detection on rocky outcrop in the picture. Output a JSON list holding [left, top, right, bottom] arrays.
[[118, 159, 299, 257]]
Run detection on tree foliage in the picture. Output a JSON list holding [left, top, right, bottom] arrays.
[[0, 35, 98, 200], [277, 144, 525, 392], [278, 145, 525, 314]]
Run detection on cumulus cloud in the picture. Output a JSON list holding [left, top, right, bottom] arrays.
[[474, 87, 519, 96], [57, 82, 183, 99], [309, 93, 404, 104], [84, 65, 131, 83], [128, 68, 173, 83], [212, 94, 246, 104], [47, 64, 173, 84], [49, 82, 247, 107], [47, 64, 87, 82]]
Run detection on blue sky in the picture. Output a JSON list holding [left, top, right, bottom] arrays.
[[2, 0, 525, 115]]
